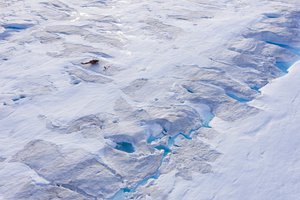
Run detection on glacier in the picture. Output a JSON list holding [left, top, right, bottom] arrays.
[[0, 0, 300, 199]]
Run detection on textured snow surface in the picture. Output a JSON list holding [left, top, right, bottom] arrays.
[[0, 0, 300, 199], [151, 62, 300, 200]]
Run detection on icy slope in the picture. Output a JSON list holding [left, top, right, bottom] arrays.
[[0, 0, 300, 199], [148, 61, 300, 200]]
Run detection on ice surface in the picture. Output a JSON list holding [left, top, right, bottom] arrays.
[[156, 61, 300, 200], [0, 0, 300, 199]]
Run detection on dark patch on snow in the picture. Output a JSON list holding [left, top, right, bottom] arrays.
[[2, 23, 34, 30], [12, 94, 26, 102], [115, 142, 135, 153], [182, 85, 195, 93], [263, 13, 281, 19], [226, 91, 250, 103], [1, 23, 34, 40], [266, 41, 300, 56]]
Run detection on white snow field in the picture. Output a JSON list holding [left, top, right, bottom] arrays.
[[0, 0, 299, 199]]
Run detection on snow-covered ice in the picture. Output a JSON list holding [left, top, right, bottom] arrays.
[[0, 0, 299, 199], [148, 61, 300, 200]]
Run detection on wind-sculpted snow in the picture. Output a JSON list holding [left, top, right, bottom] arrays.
[[12, 140, 123, 199], [0, 0, 300, 199]]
